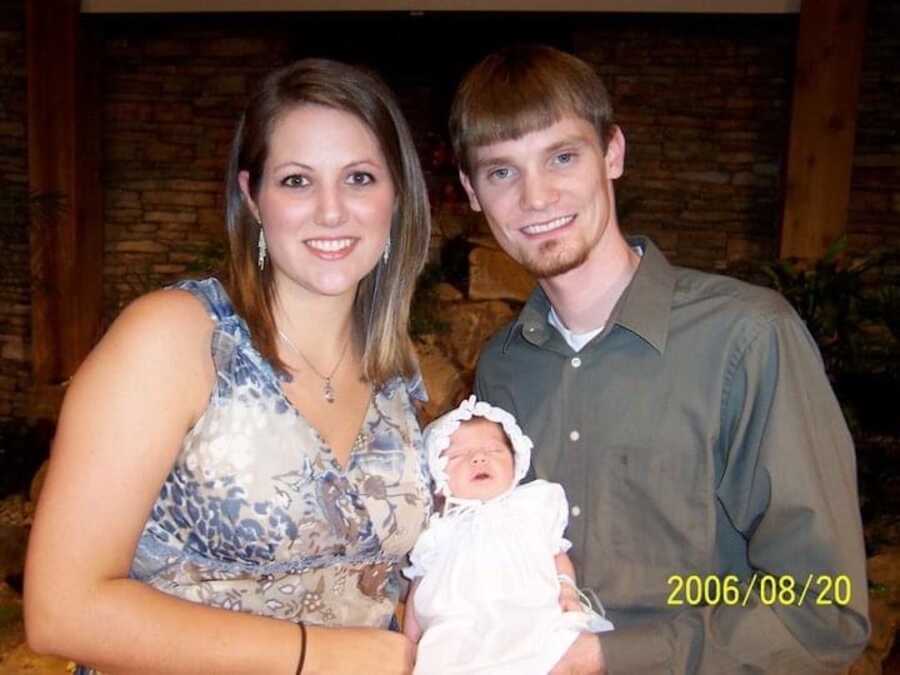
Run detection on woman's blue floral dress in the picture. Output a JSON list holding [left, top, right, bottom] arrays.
[[128, 278, 431, 626]]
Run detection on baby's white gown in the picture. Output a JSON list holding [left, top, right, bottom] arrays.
[[405, 480, 592, 675]]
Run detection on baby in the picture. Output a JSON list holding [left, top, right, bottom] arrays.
[[403, 396, 613, 675]]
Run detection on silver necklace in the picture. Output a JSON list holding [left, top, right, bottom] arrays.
[[277, 328, 350, 404]]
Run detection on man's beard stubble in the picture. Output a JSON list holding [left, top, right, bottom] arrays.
[[522, 238, 590, 279]]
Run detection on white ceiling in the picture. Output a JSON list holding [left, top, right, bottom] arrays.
[[81, 0, 801, 13]]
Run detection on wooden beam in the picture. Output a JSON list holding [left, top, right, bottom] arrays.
[[80, 0, 802, 13], [27, 0, 104, 389], [779, 0, 868, 260]]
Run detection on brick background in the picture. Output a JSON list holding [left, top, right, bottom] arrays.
[[848, 0, 900, 256], [0, 7, 898, 422]]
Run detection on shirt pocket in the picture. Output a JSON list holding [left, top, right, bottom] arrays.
[[598, 443, 713, 605]]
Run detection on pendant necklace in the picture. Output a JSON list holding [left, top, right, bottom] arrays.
[[277, 328, 350, 404]]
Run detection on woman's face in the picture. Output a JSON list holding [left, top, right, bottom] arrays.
[[241, 103, 395, 300]]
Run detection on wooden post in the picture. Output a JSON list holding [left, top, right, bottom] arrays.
[[779, 0, 868, 260], [26, 0, 104, 399]]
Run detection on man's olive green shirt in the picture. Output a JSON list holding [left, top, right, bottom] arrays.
[[474, 237, 869, 673]]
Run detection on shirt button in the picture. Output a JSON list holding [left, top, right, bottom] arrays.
[[571, 357, 582, 368], [571, 505, 582, 517], [569, 430, 580, 442]]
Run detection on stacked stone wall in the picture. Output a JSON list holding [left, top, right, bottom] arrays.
[[848, 0, 900, 258], [573, 14, 794, 269], [1, 9, 899, 421], [101, 16, 292, 321]]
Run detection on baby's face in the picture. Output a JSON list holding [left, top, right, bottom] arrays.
[[442, 419, 515, 501]]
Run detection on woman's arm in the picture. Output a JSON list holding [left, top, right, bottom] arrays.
[[24, 290, 414, 675]]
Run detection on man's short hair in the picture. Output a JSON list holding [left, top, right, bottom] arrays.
[[449, 44, 615, 176]]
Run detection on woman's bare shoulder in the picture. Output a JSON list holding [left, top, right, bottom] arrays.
[[70, 288, 217, 422]]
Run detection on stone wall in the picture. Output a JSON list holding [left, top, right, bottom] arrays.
[[100, 15, 292, 322], [0, 2, 27, 421], [848, 0, 900, 257], [576, 14, 794, 269], [1, 8, 899, 421]]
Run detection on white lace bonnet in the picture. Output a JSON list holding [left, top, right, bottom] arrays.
[[423, 395, 533, 498]]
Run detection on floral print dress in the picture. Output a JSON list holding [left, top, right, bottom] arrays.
[[92, 278, 430, 665]]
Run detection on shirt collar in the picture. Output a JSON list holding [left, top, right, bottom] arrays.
[[614, 235, 675, 354], [504, 235, 675, 355]]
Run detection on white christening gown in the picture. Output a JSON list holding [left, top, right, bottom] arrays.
[[405, 480, 598, 675]]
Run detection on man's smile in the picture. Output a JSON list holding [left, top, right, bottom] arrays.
[[520, 214, 575, 237]]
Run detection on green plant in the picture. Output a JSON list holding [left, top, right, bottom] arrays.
[[756, 237, 896, 377], [187, 237, 229, 278]]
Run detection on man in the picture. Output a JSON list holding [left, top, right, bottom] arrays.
[[454, 45, 869, 673]]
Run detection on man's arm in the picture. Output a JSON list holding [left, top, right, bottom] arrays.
[[555, 552, 583, 613], [478, 308, 870, 674], [598, 310, 869, 673]]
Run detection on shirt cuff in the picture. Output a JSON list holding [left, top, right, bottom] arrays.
[[601, 621, 673, 675]]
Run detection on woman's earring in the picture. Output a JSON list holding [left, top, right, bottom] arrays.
[[257, 223, 267, 271], [383, 234, 391, 264]]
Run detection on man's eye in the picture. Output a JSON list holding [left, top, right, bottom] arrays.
[[347, 172, 375, 186], [489, 167, 511, 181], [281, 175, 309, 188], [555, 152, 576, 165]]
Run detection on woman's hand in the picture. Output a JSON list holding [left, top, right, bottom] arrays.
[[304, 626, 416, 675]]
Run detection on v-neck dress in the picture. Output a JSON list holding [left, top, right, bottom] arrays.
[[128, 278, 432, 628]]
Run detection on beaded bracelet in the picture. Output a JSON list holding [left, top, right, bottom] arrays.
[[295, 622, 307, 675]]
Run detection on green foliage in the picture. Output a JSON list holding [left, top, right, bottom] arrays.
[[186, 237, 229, 279], [730, 237, 900, 444], [754, 237, 899, 379], [762, 237, 885, 376]]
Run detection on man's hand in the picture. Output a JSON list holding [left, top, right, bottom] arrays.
[[559, 583, 582, 613], [549, 633, 606, 675]]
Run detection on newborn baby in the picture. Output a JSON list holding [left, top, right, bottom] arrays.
[[403, 396, 612, 675]]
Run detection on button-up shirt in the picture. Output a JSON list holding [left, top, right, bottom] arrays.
[[474, 236, 869, 673]]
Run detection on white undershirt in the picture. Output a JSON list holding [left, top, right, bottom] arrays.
[[546, 245, 644, 353], [547, 307, 603, 353]]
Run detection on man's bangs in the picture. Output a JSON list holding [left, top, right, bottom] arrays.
[[466, 100, 564, 151]]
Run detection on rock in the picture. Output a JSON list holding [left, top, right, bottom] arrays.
[[442, 301, 516, 372], [434, 283, 463, 303], [849, 596, 900, 675], [0, 525, 27, 584], [868, 546, 900, 605], [29, 461, 49, 506], [468, 247, 535, 302], [416, 342, 466, 424], [0, 642, 72, 674]]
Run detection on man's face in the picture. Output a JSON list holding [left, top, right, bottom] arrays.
[[459, 115, 625, 279]]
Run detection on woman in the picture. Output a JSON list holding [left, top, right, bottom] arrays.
[[25, 59, 432, 675]]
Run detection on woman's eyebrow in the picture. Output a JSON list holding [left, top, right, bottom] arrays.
[[271, 161, 313, 172]]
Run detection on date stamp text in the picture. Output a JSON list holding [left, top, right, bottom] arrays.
[[666, 574, 852, 607]]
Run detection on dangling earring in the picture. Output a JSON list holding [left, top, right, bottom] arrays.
[[257, 222, 267, 271], [383, 234, 391, 264]]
